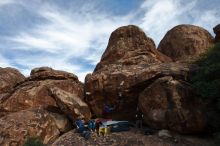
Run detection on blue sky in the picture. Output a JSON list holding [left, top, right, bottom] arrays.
[[0, 0, 219, 81]]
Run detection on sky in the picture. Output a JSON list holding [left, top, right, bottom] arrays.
[[0, 0, 219, 81]]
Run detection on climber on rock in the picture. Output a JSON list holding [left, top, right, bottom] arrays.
[[103, 104, 115, 114]]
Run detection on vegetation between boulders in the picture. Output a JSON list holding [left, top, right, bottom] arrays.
[[191, 43, 220, 132], [23, 137, 44, 146]]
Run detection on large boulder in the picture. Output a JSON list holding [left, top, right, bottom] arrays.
[[158, 24, 214, 62], [139, 76, 206, 134], [85, 25, 196, 120], [95, 25, 171, 71], [0, 67, 25, 94], [49, 87, 91, 122], [0, 67, 84, 113], [0, 108, 72, 146], [213, 24, 220, 43]]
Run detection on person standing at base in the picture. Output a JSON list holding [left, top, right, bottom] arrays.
[[135, 107, 144, 129]]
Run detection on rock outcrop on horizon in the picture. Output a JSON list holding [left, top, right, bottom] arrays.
[[158, 24, 213, 62], [214, 24, 220, 43], [0, 67, 25, 95], [0, 67, 85, 114], [94, 25, 171, 71]]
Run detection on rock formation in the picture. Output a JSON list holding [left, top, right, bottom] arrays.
[[85, 25, 199, 122], [0, 108, 72, 146], [213, 24, 220, 43], [85, 62, 197, 120], [0, 23, 218, 145], [0, 67, 25, 95], [49, 87, 91, 122], [158, 24, 213, 62], [0, 67, 85, 113], [84, 24, 213, 134], [94, 25, 171, 71], [139, 76, 206, 134]]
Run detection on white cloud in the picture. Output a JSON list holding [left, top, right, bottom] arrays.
[[0, 54, 11, 67], [192, 10, 219, 33], [139, 0, 198, 45], [0, 0, 14, 7], [5, 3, 131, 81]]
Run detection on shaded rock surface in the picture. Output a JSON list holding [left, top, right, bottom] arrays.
[[86, 61, 196, 120], [213, 24, 220, 43], [0, 108, 72, 146], [49, 87, 91, 122], [158, 24, 213, 62], [0, 67, 25, 94], [0, 67, 84, 113], [50, 129, 215, 146], [139, 76, 206, 134]]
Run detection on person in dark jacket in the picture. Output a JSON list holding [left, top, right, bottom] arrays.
[[75, 119, 91, 140], [135, 107, 144, 129], [88, 119, 96, 132]]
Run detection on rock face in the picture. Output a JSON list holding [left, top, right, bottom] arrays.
[[95, 25, 171, 71], [0, 108, 72, 146], [49, 87, 91, 122], [0, 67, 25, 94], [214, 24, 220, 43], [85, 25, 197, 121], [0, 67, 84, 113], [85, 63, 196, 121], [158, 24, 213, 62], [139, 76, 206, 134]]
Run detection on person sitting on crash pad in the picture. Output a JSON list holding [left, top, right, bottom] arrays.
[[75, 119, 91, 140], [75, 119, 85, 133], [88, 119, 96, 132]]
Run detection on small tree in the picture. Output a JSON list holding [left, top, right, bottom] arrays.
[[23, 137, 44, 146]]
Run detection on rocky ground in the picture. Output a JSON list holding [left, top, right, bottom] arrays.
[[0, 24, 220, 146], [50, 128, 216, 146]]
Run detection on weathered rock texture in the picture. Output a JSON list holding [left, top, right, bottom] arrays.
[[0, 67, 25, 94], [0, 67, 84, 113], [0, 108, 72, 146], [85, 25, 197, 121], [213, 24, 220, 43], [139, 76, 206, 134], [95, 25, 171, 71], [49, 87, 91, 122], [158, 24, 213, 62]]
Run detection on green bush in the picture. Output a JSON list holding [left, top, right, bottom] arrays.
[[191, 43, 220, 100], [23, 137, 44, 146], [191, 43, 220, 131]]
